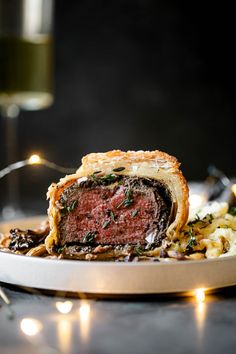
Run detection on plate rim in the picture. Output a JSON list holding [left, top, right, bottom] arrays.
[[1, 216, 236, 294], [1, 247, 236, 268]]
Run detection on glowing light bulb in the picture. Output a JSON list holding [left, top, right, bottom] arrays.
[[195, 288, 205, 303], [28, 154, 41, 165], [20, 318, 43, 336], [56, 301, 73, 314]]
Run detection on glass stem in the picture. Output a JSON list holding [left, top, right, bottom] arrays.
[[1, 104, 21, 219]]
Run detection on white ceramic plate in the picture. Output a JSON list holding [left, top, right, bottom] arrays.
[[1, 216, 236, 294]]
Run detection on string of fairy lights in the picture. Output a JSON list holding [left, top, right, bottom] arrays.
[[0, 154, 76, 180], [0, 286, 206, 336]]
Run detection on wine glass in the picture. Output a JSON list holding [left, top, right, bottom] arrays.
[[0, 0, 54, 219]]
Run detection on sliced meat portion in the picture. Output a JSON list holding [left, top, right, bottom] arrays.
[[58, 175, 172, 246]]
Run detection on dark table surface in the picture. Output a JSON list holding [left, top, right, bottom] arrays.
[[1, 283, 236, 354]]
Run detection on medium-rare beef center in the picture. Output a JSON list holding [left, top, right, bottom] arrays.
[[58, 175, 172, 247]]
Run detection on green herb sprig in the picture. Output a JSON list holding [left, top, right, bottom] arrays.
[[61, 200, 78, 214], [102, 220, 110, 229], [131, 209, 139, 217], [188, 213, 213, 229], [186, 229, 197, 251], [134, 244, 143, 256], [92, 172, 119, 185], [91, 171, 102, 183], [83, 231, 97, 244], [57, 245, 66, 254], [229, 207, 236, 216], [101, 174, 118, 183], [109, 210, 116, 221], [116, 188, 134, 209]]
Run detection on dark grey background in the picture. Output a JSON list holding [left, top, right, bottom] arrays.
[[0, 0, 235, 210]]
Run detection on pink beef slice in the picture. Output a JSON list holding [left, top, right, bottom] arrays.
[[58, 176, 172, 246]]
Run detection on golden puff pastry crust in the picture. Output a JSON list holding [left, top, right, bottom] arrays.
[[45, 150, 189, 252]]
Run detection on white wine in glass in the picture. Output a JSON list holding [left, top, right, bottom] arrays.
[[0, 35, 53, 110], [0, 0, 54, 219]]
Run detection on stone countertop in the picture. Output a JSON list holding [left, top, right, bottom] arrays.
[[1, 283, 236, 354]]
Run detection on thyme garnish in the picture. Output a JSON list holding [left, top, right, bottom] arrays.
[[91, 171, 102, 183], [67, 200, 78, 213], [206, 213, 213, 224], [61, 200, 78, 214], [186, 229, 197, 251], [83, 231, 97, 244], [112, 167, 125, 172], [188, 214, 200, 226], [125, 188, 132, 199], [57, 245, 66, 254], [101, 174, 118, 183], [109, 210, 116, 221], [92, 172, 119, 185], [188, 213, 213, 229], [102, 220, 110, 229], [116, 188, 134, 209], [131, 209, 139, 217], [229, 207, 236, 216], [134, 244, 143, 256]]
